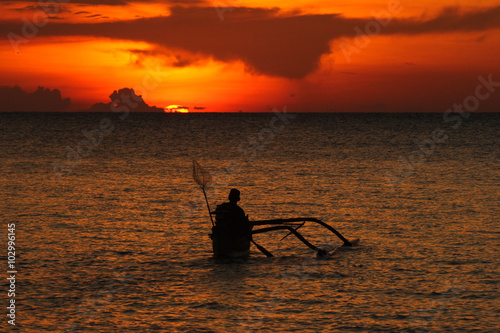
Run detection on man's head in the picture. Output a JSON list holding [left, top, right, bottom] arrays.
[[228, 188, 240, 203]]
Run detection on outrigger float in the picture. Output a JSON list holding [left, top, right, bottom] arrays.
[[193, 160, 359, 258]]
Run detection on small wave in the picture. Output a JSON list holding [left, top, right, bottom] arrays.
[[50, 212, 75, 218], [50, 222, 79, 229], [190, 301, 225, 310], [18, 213, 45, 217], [115, 251, 134, 256], [392, 313, 410, 319], [149, 199, 173, 204]]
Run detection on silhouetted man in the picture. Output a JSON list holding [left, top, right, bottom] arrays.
[[214, 189, 251, 237]]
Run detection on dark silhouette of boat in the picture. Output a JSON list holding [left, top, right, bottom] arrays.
[[210, 217, 359, 258], [211, 225, 251, 258], [192, 160, 359, 258]]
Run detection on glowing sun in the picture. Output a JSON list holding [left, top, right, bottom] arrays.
[[165, 105, 189, 113]]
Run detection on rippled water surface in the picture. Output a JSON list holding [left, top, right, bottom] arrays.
[[1, 112, 498, 332]]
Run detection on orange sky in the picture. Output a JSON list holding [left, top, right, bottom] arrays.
[[1, 0, 500, 112]]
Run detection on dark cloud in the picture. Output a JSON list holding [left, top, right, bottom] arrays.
[[475, 34, 487, 43], [0, 0, 206, 6], [383, 6, 500, 35], [171, 56, 192, 67], [0, 86, 70, 111], [0, 0, 126, 5], [10, 5, 41, 11], [9, 4, 71, 13], [128, 48, 201, 67], [2, 6, 500, 78], [86, 88, 163, 112]]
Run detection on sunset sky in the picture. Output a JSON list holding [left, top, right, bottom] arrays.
[[1, 0, 500, 112]]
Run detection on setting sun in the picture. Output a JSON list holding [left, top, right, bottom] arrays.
[[165, 105, 189, 113]]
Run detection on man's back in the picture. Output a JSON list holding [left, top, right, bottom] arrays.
[[215, 202, 250, 237], [217, 202, 245, 220]]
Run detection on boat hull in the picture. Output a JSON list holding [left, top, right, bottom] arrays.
[[211, 226, 250, 258]]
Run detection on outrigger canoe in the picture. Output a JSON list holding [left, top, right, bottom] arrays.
[[192, 160, 359, 259], [210, 217, 359, 258]]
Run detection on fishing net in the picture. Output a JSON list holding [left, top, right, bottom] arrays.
[[192, 160, 212, 188]]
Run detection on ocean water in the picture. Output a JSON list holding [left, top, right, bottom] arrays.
[[0, 112, 498, 332]]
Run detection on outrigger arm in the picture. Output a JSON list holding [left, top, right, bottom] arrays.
[[251, 225, 328, 257], [249, 218, 353, 257], [252, 218, 353, 246]]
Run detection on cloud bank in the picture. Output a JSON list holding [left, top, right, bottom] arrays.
[[0, 86, 70, 111], [87, 88, 164, 112], [2, 6, 500, 78]]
